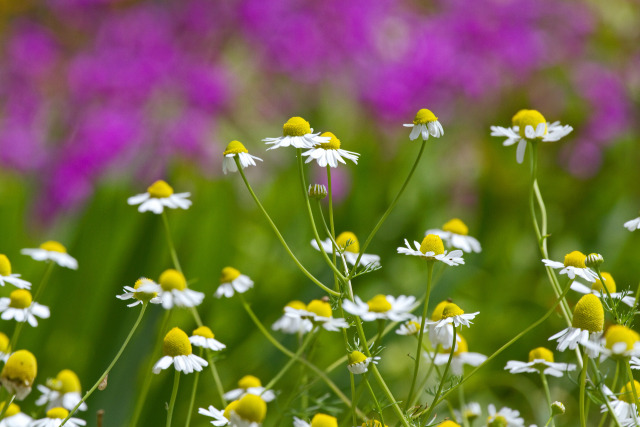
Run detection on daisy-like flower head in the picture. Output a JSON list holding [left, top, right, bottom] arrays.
[[272, 300, 313, 335], [215, 267, 254, 298], [395, 317, 425, 336], [342, 294, 415, 322], [199, 404, 229, 426], [293, 413, 338, 427], [599, 325, 640, 358], [21, 241, 78, 270], [572, 272, 636, 307], [428, 300, 461, 349], [190, 326, 226, 352], [116, 277, 162, 307], [549, 294, 604, 358], [430, 302, 479, 332], [223, 140, 263, 175], [263, 116, 330, 150], [403, 108, 444, 141], [347, 351, 380, 375], [490, 109, 573, 164], [223, 375, 275, 403], [542, 250, 598, 283], [397, 234, 464, 266], [1, 350, 37, 400], [0, 402, 32, 427], [311, 231, 380, 268], [624, 214, 640, 232], [30, 407, 86, 427], [601, 381, 640, 426], [152, 327, 208, 374], [127, 180, 191, 214], [36, 369, 86, 412], [301, 132, 359, 168], [458, 402, 482, 424], [285, 299, 349, 332], [157, 269, 205, 309], [504, 347, 576, 378], [486, 404, 525, 427], [0, 289, 50, 327], [229, 394, 267, 427], [0, 255, 31, 290], [426, 219, 482, 254], [0, 332, 10, 363], [428, 334, 487, 376]]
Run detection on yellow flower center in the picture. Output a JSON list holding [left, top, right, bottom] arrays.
[[46, 407, 69, 419], [318, 132, 341, 150], [0, 254, 11, 276], [488, 415, 508, 427], [348, 351, 368, 365], [133, 278, 158, 301], [619, 381, 640, 404], [431, 300, 450, 321], [162, 327, 192, 357], [285, 300, 307, 311], [528, 347, 555, 364], [220, 266, 241, 284], [413, 108, 438, 125], [405, 320, 421, 334], [223, 140, 249, 155], [193, 326, 215, 339], [234, 394, 267, 423], [572, 294, 604, 333], [9, 289, 32, 309], [147, 180, 174, 198], [517, 109, 547, 138], [441, 303, 464, 319], [336, 232, 360, 253], [440, 335, 468, 355], [223, 400, 239, 419], [420, 234, 445, 255], [311, 413, 338, 427], [159, 269, 186, 291], [49, 369, 82, 394], [442, 218, 468, 236], [1, 349, 37, 386], [238, 375, 262, 389], [306, 300, 333, 318], [511, 109, 530, 127], [605, 325, 639, 353], [282, 117, 311, 137], [366, 295, 391, 313], [39, 240, 67, 253], [592, 272, 616, 293], [0, 332, 9, 353], [438, 421, 461, 427], [0, 402, 20, 417], [563, 251, 587, 268]]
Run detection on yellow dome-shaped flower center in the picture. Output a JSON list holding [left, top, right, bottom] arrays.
[[441, 303, 464, 319], [511, 109, 530, 127], [147, 180, 174, 198], [413, 108, 438, 125], [438, 421, 461, 427], [592, 272, 616, 293], [336, 232, 360, 253], [162, 327, 192, 357], [9, 289, 32, 309], [487, 415, 508, 427], [46, 407, 69, 419], [234, 394, 267, 423], [619, 381, 640, 404], [517, 110, 547, 138], [285, 300, 307, 311], [0, 402, 20, 417], [605, 325, 639, 353], [159, 269, 186, 291], [348, 351, 368, 365], [367, 295, 391, 313], [193, 326, 215, 339], [39, 240, 67, 253], [311, 413, 338, 427], [1, 349, 37, 385], [0, 254, 11, 276], [0, 332, 9, 353], [238, 375, 262, 389], [563, 251, 586, 268], [133, 278, 158, 301], [224, 140, 249, 155], [220, 266, 241, 284], [223, 400, 239, 419], [528, 347, 554, 364], [318, 132, 341, 150], [440, 335, 468, 355], [306, 300, 333, 318], [50, 369, 82, 394], [420, 234, 445, 256], [431, 300, 450, 321], [572, 294, 604, 333], [406, 320, 421, 334], [442, 218, 468, 236], [283, 117, 311, 137]]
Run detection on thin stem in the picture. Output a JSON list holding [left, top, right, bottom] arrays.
[[364, 374, 385, 427], [263, 330, 316, 393], [185, 350, 203, 427], [458, 384, 470, 427], [206, 353, 227, 407], [31, 261, 55, 304], [540, 372, 555, 427], [8, 322, 24, 355], [579, 348, 588, 427], [0, 394, 16, 420], [166, 370, 181, 427], [161, 212, 183, 274], [424, 327, 457, 421], [625, 359, 640, 425]]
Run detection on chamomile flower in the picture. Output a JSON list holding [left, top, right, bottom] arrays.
[[0, 255, 31, 290], [342, 294, 415, 322], [285, 300, 349, 332], [199, 404, 230, 426], [572, 272, 635, 307], [549, 294, 604, 358], [228, 394, 267, 427], [20, 241, 78, 270], [152, 327, 208, 374], [490, 109, 573, 164], [127, 180, 191, 214], [0, 402, 32, 427], [0, 333, 10, 363], [397, 234, 464, 266], [272, 301, 313, 335], [223, 375, 275, 403], [347, 351, 379, 375], [596, 325, 640, 358], [0, 290, 50, 327], [30, 408, 86, 427], [222, 141, 263, 175], [190, 326, 226, 351], [486, 404, 525, 427], [455, 402, 482, 424], [403, 108, 444, 141], [395, 317, 426, 336], [1, 350, 37, 400], [428, 300, 461, 349], [311, 231, 380, 268], [542, 251, 598, 283], [301, 132, 359, 168], [215, 267, 254, 298], [504, 347, 576, 378], [35, 370, 86, 411], [263, 117, 330, 150], [293, 413, 338, 427], [427, 335, 486, 376], [624, 215, 640, 232], [426, 219, 481, 253], [601, 382, 640, 426], [429, 302, 479, 330], [157, 269, 205, 309], [116, 277, 162, 307]]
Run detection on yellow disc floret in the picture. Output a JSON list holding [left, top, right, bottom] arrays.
[[438, 421, 461, 427], [572, 294, 604, 333], [282, 117, 311, 137], [440, 335, 468, 355], [285, 300, 307, 311], [441, 303, 464, 319], [605, 325, 639, 354], [220, 267, 241, 284], [592, 272, 616, 293], [413, 108, 438, 125], [193, 326, 215, 339], [9, 289, 32, 309], [223, 400, 239, 419], [0, 254, 11, 276], [0, 402, 20, 417], [46, 407, 70, 419], [39, 241, 67, 253], [405, 320, 421, 334], [234, 394, 267, 423], [367, 295, 391, 313], [0, 332, 9, 353], [238, 375, 262, 389], [511, 109, 530, 127], [147, 180, 174, 198], [517, 109, 547, 138], [133, 278, 158, 302], [420, 234, 445, 256], [162, 327, 192, 357], [224, 140, 249, 156], [619, 381, 640, 404], [318, 132, 341, 150], [1, 349, 37, 386], [431, 300, 450, 321], [306, 300, 332, 318], [528, 347, 555, 364], [336, 232, 360, 253], [348, 351, 368, 365], [563, 251, 587, 268], [311, 413, 338, 427], [53, 370, 82, 394], [159, 269, 186, 291], [442, 218, 469, 236]]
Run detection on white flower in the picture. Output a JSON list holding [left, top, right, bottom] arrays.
[[222, 141, 263, 175], [272, 301, 313, 335], [116, 278, 162, 307], [223, 375, 275, 403], [0, 255, 31, 289], [397, 235, 464, 266], [572, 272, 635, 307], [20, 241, 78, 270], [127, 180, 191, 214], [504, 347, 576, 378], [157, 269, 204, 309], [0, 290, 49, 327], [152, 328, 208, 375], [486, 404, 525, 426], [429, 302, 479, 330], [542, 251, 598, 283], [343, 294, 415, 322], [455, 402, 482, 423], [215, 267, 254, 298], [285, 300, 349, 332], [427, 334, 486, 376], [190, 326, 226, 352], [593, 325, 640, 359], [426, 300, 461, 348], [549, 328, 603, 358], [263, 117, 330, 150], [294, 414, 338, 427], [426, 218, 481, 253], [601, 384, 640, 427], [347, 351, 380, 374], [403, 108, 444, 141], [35, 369, 87, 412], [29, 407, 85, 427], [624, 216, 640, 232], [199, 405, 229, 426], [550, 294, 604, 358], [395, 317, 427, 336], [0, 410, 31, 427], [301, 132, 359, 168], [311, 231, 380, 268]]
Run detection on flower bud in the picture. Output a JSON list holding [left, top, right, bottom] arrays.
[[585, 253, 604, 269], [308, 184, 327, 200], [551, 401, 565, 416]]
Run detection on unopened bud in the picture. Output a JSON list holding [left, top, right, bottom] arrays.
[[551, 401, 565, 416], [308, 184, 327, 200], [585, 253, 604, 269]]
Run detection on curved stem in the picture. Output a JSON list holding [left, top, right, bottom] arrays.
[[166, 370, 181, 427], [424, 327, 457, 421], [540, 372, 555, 427], [8, 322, 24, 355], [161, 212, 183, 274], [263, 330, 316, 393], [364, 374, 385, 427], [31, 261, 55, 304]]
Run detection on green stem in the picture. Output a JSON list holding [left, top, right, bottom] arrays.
[[263, 330, 316, 393], [8, 322, 24, 355], [424, 327, 457, 421], [540, 372, 555, 427], [0, 394, 16, 421], [161, 212, 183, 274], [579, 348, 588, 427], [31, 261, 55, 304], [458, 384, 470, 427], [185, 350, 202, 427], [625, 359, 640, 425], [364, 374, 385, 427], [206, 353, 227, 407], [166, 370, 181, 427]]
